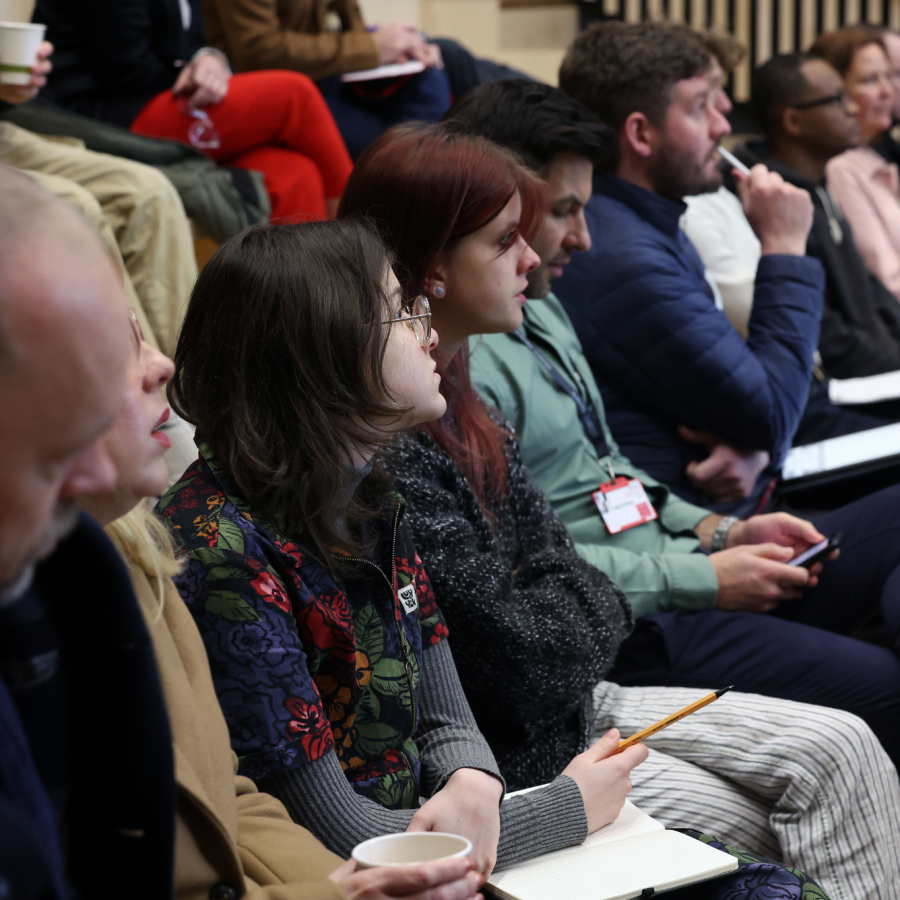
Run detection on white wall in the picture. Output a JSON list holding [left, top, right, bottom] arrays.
[[329, 0, 572, 85], [358, 0, 422, 27], [0, 0, 35, 22]]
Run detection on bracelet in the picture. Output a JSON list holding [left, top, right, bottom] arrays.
[[710, 515, 739, 552]]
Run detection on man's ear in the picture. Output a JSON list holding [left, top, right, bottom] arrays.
[[621, 111, 657, 159], [782, 107, 803, 139]]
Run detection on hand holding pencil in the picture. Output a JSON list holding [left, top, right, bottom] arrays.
[[562, 728, 649, 833]]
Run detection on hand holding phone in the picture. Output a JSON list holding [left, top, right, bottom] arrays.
[[788, 532, 842, 568]]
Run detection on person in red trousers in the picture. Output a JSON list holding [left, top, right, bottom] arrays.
[[36, 0, 353, 222]]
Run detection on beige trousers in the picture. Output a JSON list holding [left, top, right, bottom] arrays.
[[0, 121, 196, 356]]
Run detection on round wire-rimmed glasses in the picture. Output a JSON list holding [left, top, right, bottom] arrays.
[[381, 295, 432, 348]]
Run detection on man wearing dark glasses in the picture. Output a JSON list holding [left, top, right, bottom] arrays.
[[737, 52, 900, 380]]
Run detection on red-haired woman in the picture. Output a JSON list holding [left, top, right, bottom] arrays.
[[338, 123, 893, 895]]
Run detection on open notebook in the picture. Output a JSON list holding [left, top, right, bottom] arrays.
[[486, 800, 737, 900]]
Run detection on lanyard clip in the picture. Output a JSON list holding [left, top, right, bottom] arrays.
[[606, 460, 616, 482]]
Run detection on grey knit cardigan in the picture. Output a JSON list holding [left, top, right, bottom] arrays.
[[384, 425, 634, 791]]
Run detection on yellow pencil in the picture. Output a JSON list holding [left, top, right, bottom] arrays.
[[613, 686, 734, 754]]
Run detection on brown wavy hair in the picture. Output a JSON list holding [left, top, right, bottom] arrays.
[[810, 26, 885, 77], [168, 220, 404, 569], [338, 123, 545, 511], [560, 21, 711, 140]]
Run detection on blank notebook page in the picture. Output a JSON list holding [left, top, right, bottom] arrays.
[[488, 830, 736, 900], [488, 800, 737, 900]]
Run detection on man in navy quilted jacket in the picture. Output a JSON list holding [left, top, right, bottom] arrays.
[[556, 21, 824, 518]]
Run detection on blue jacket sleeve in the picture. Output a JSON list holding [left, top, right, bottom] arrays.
[[571, 245, 824, 458]]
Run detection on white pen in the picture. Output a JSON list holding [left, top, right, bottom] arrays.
[[717, 145, 752, 176]]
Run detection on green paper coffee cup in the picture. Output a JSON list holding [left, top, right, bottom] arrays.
[[0, 21, 45, 85]]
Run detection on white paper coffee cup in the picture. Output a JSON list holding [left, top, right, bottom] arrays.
[[351, 832, 472, 869], [0, 21, 45, 85]]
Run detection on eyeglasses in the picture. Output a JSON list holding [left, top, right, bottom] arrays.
[[791, 92, 853, 112], [128, 308, 145, 356], [381, 295, 432, 348]]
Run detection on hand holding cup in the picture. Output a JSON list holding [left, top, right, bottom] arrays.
[[0, 27, 51, 104]]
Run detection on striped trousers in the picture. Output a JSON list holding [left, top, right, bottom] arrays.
[[593, 682, 900, 900]]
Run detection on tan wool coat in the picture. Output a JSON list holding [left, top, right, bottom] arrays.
[[131, 563, 346, 900], [202, 0, 380, 79]]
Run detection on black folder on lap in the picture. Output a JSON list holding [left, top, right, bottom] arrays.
[[780, 422, 900, 491]]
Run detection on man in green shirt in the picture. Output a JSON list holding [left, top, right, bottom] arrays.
[[448, 80, 823, 621]]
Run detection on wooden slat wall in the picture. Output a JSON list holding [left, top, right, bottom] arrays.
[[581, 0, 900, 99]]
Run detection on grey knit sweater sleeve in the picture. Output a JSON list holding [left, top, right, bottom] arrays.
[[258, 754, 416, 857], [259, 639, 588, 865], [259, 753, 586, 868], [415, 639, 505, 796]]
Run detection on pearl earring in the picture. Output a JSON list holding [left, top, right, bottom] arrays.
[[434, 285, 445, 297]]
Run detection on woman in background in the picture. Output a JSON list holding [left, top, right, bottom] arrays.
[[201, 0, 451, 159], [813, 27, 900, 299]]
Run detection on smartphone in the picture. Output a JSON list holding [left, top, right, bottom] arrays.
[[788, 532, 842, 568]]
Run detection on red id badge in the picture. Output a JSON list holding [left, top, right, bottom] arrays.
[[591, 476, 658, 534]]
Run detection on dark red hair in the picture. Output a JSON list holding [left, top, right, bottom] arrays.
[[339, 123, 546, 510]]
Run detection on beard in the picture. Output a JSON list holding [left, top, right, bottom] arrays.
[[526, 265, 553, 300], [0, 501, 80, 605], [648, 139, 723, 202]]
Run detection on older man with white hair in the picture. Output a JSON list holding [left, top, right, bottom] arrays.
[[0, 165, 129, 598], [0, 164, 133, 897]]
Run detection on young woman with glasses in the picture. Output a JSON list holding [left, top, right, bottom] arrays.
[[155, 217, 645, 878], [77, 300, 484, 900]]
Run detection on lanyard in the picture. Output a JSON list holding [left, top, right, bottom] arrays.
[[512, 328, 611, 459]]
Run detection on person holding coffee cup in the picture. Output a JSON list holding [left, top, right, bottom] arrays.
[[35, 0, 355, 222], [0, 34, 50, 102], [156, 204, 650, 878], [0, 38, 197, 359]]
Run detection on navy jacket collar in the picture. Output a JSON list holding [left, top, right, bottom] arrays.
[[592, 171, 687, 239]]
